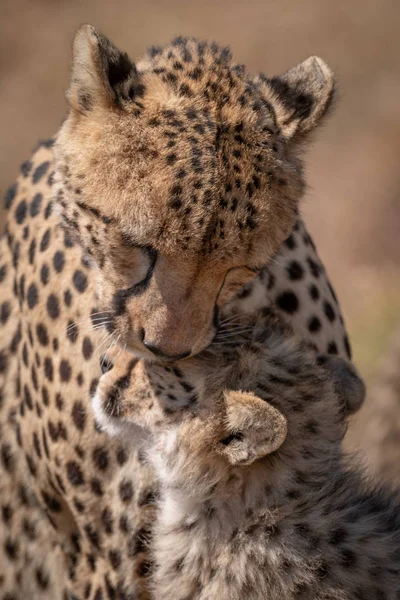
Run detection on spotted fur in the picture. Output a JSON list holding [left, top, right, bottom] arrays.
[[54, 25, 337, 360], [0, 28, 354, 599], [95, 313, 400, 600]]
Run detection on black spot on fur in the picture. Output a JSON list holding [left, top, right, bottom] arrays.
[[40, 264, 50, 285], [101, 507, 114, 535], [82, 336, 93, 360], [36, 323, 49, 346], [116, 447, 128, 466], [12, 242, 20, 269], [39, 138, 54, 149], [73, 270, 88, 293], [0, 301, 11, 324], [4, 183, 17, 210], [32, 432, 42, 459], [307, 257, 321, 278], [28, 239, 36, 264], [286, 260, 304, 281], [44, 357, 54, 382], [64, 230, 74, 248], [41, 386, 49, 406], [64, 289, 73, 307], [323, 300, 336, 322], [32, 161, 50, 184], [15, 200, 27, 224], [4, 537, 19, 560], [66, 461, 85, 486], [308, 316, 322, 333], [90, 478, 104, 497], [119, 479, 134, 503], [327, 341, 338, 355], [47, 294, 60, 319], [148, 45, 162, 58], [41, 490, 62, 512], [53, 251, 65, 273], [276, 291, 299, 314], [78, 91, 93, 111], [1, 444, 14, 473], [109, 549, 122, 569], [93, 447, 109, 471], [40, 229, 51, 252], [21, 160, 32, 177], [0, 264, 7, 283], [27, 283, 39, 309], [30, 193, 43, 217], [0, 350, 8, 374], [309, 284, 320, 301], [72, 401, 86, 431], [59, 359, 72, 382], [166, 153, 177, 165], [35, 567, 49, 589]]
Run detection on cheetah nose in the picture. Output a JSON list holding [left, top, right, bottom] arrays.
[[143, 341, 191, 361], [100, 354, 114, 374]]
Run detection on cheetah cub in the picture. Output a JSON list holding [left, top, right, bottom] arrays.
[[94, 312, 400, 600]]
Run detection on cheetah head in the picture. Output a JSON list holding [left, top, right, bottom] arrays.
[[55, 25, 335, 360]]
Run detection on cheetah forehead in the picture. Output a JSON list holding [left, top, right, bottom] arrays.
[[55, 31, 334, 256]]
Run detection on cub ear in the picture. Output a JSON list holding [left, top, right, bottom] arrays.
[[319, 355, 366, 416], [219, 391, 287, 466], [260, 56, 335, 141], [67, 24, 142, 112]]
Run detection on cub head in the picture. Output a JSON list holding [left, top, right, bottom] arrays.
[[93, 313, 365, 478], [92, 347, 288, 469], [55, 25, 335, 360]]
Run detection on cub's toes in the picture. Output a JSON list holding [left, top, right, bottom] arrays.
[[99, 346, 137, 378], [100, 353, 114, 374], [99, 345, 122, 374]]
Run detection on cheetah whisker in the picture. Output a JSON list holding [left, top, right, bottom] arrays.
[[219, 314, 249, 325], [93, 332, 116, 356], [66, 312, 112, 332]]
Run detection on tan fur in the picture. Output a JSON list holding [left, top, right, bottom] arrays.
[[54, 26, 335, 358], [95, 314, 400, 600], [0, 30, 353, 598]]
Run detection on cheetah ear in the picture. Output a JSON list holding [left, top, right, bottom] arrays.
[[263, 56, 335, 141], [319, 355, 366, 416], [220, 391, 287, 466], [67, 24, 142, 112]]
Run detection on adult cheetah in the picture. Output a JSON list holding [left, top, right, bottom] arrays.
[[0, 26, 358, 599]]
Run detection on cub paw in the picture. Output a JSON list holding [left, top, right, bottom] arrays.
[[92, 346, 137, 436]]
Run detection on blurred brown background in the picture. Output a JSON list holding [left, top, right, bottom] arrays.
[[1, 0, 399, 381]]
